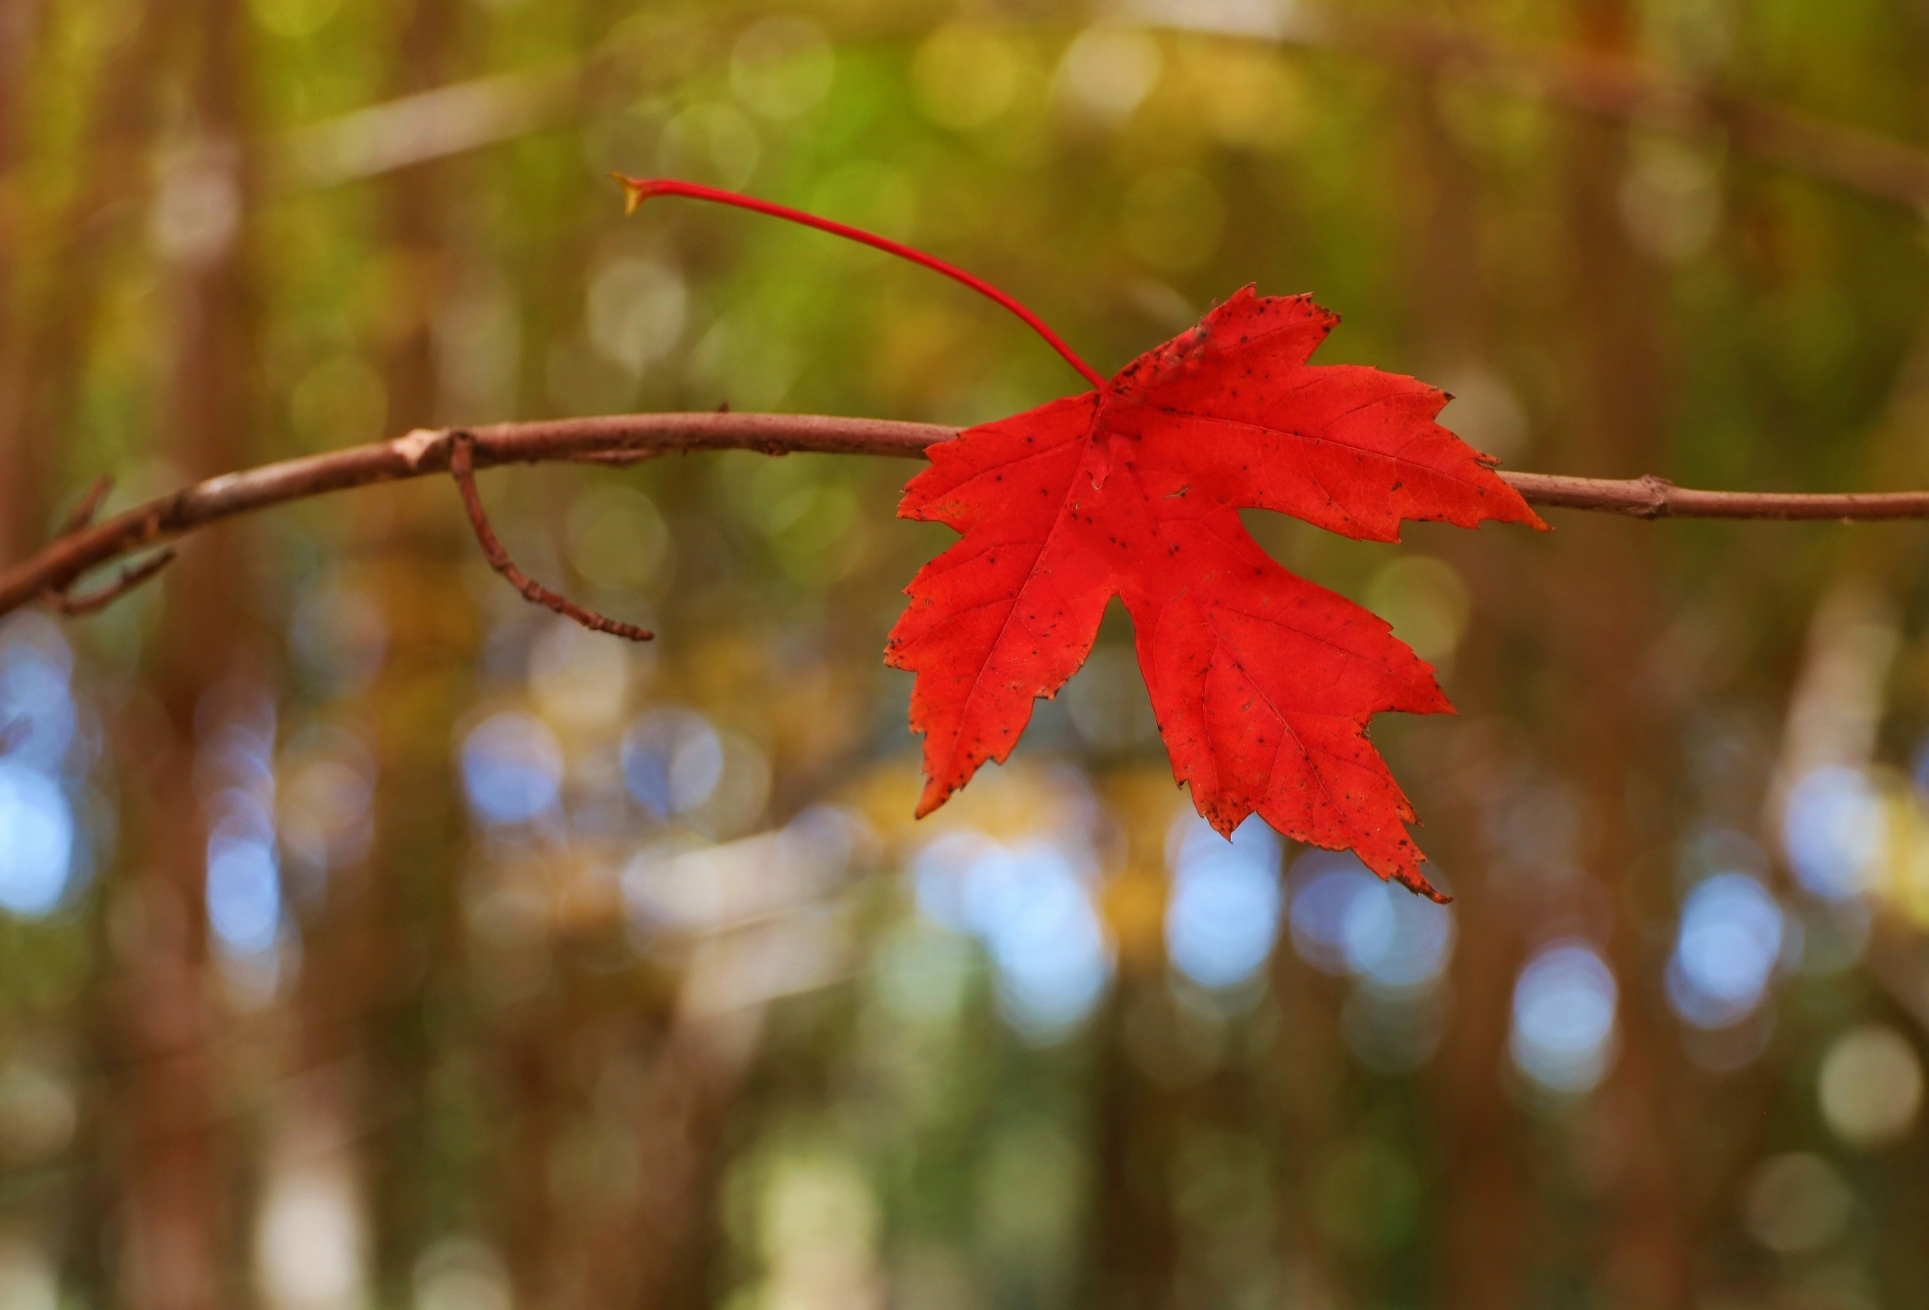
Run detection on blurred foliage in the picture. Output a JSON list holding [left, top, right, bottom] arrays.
[[6, 1, 1929, 1308]]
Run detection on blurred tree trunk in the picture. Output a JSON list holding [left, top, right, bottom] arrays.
[[1799, 33, 1929, 1292], [1403, 73, 1538, 1310], [352, 521, 477, 1301], [1553, 3, 1687, 1305], [0, 0, 42, 563], [625, 1008, 764, 1310], [1083, 982, 1180, 1310], [1263, 951, 1347, 1309], [115, 1, 259, 1308], [358, 0, 477, 1298], [1775, 244, 1929, 1304], [380, 0, 461, 431], [0, 0, 172, 568]]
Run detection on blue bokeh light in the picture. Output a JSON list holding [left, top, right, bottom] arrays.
[[0, 622, 76, 774], [1290, 852, 1380, 975], [910, 829, 986, 935], [194, 690, 281, 961], [461, 712, 564, 826], [970, 841, 1110, 1040], [0, 760, 76, 917], [1666, 873, 1784, 1029], [1782, 766, 1883, 901], [620, 708, 722, 817], [1510, 940, 1618, 1095], [1287, 851, 1455, 990], [1358, 886, 1456, 991], [206, 824, 281, 955], [910, 830, 1112, 1041], [200, 724, 275, 801], [1165, 815, 1282, 990]]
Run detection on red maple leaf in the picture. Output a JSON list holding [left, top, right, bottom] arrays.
[[618, 178, 1547, 899], [885, 290, 1543, 899]]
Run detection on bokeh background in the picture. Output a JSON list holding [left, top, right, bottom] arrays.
[[5, 0, 1929, 1307]]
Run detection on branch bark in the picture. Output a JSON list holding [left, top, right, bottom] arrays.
[[6, 411, 1929, 623]]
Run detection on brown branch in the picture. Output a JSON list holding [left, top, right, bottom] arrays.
[[449, 431, 653, 642], [1502, 471, 1929, 520], [36, 474, 178, 615], [4, 411, 1929, 624], [55, 475, 115, 537], [43, 547, 176, 616]]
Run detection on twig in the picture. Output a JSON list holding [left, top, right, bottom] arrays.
[[34, 474, 178, 616], [42, 548, 176, 616], [449, 431, 652, 642], [1500, 472, 1929, 520], [56, 475, 115, 537], [3, 411, 1929, 625]]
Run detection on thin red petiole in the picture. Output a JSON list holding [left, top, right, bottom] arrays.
[[614, 175, 1107, 392]]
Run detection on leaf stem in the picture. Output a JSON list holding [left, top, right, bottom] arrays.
[[615, 176, 1108, 392]]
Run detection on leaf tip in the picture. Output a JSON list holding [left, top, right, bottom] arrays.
[[1392, 864, 1450, 903], [913, 778, 953, 820], [1509, 497, 1553, 534]]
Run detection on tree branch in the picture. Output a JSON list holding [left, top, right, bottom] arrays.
[[448, 431, 653, 641], [42, 547, 175, 616], [4, 411, 1928, 624], [1498, 471, 1929, 520], [36, 473, 178, 615]]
